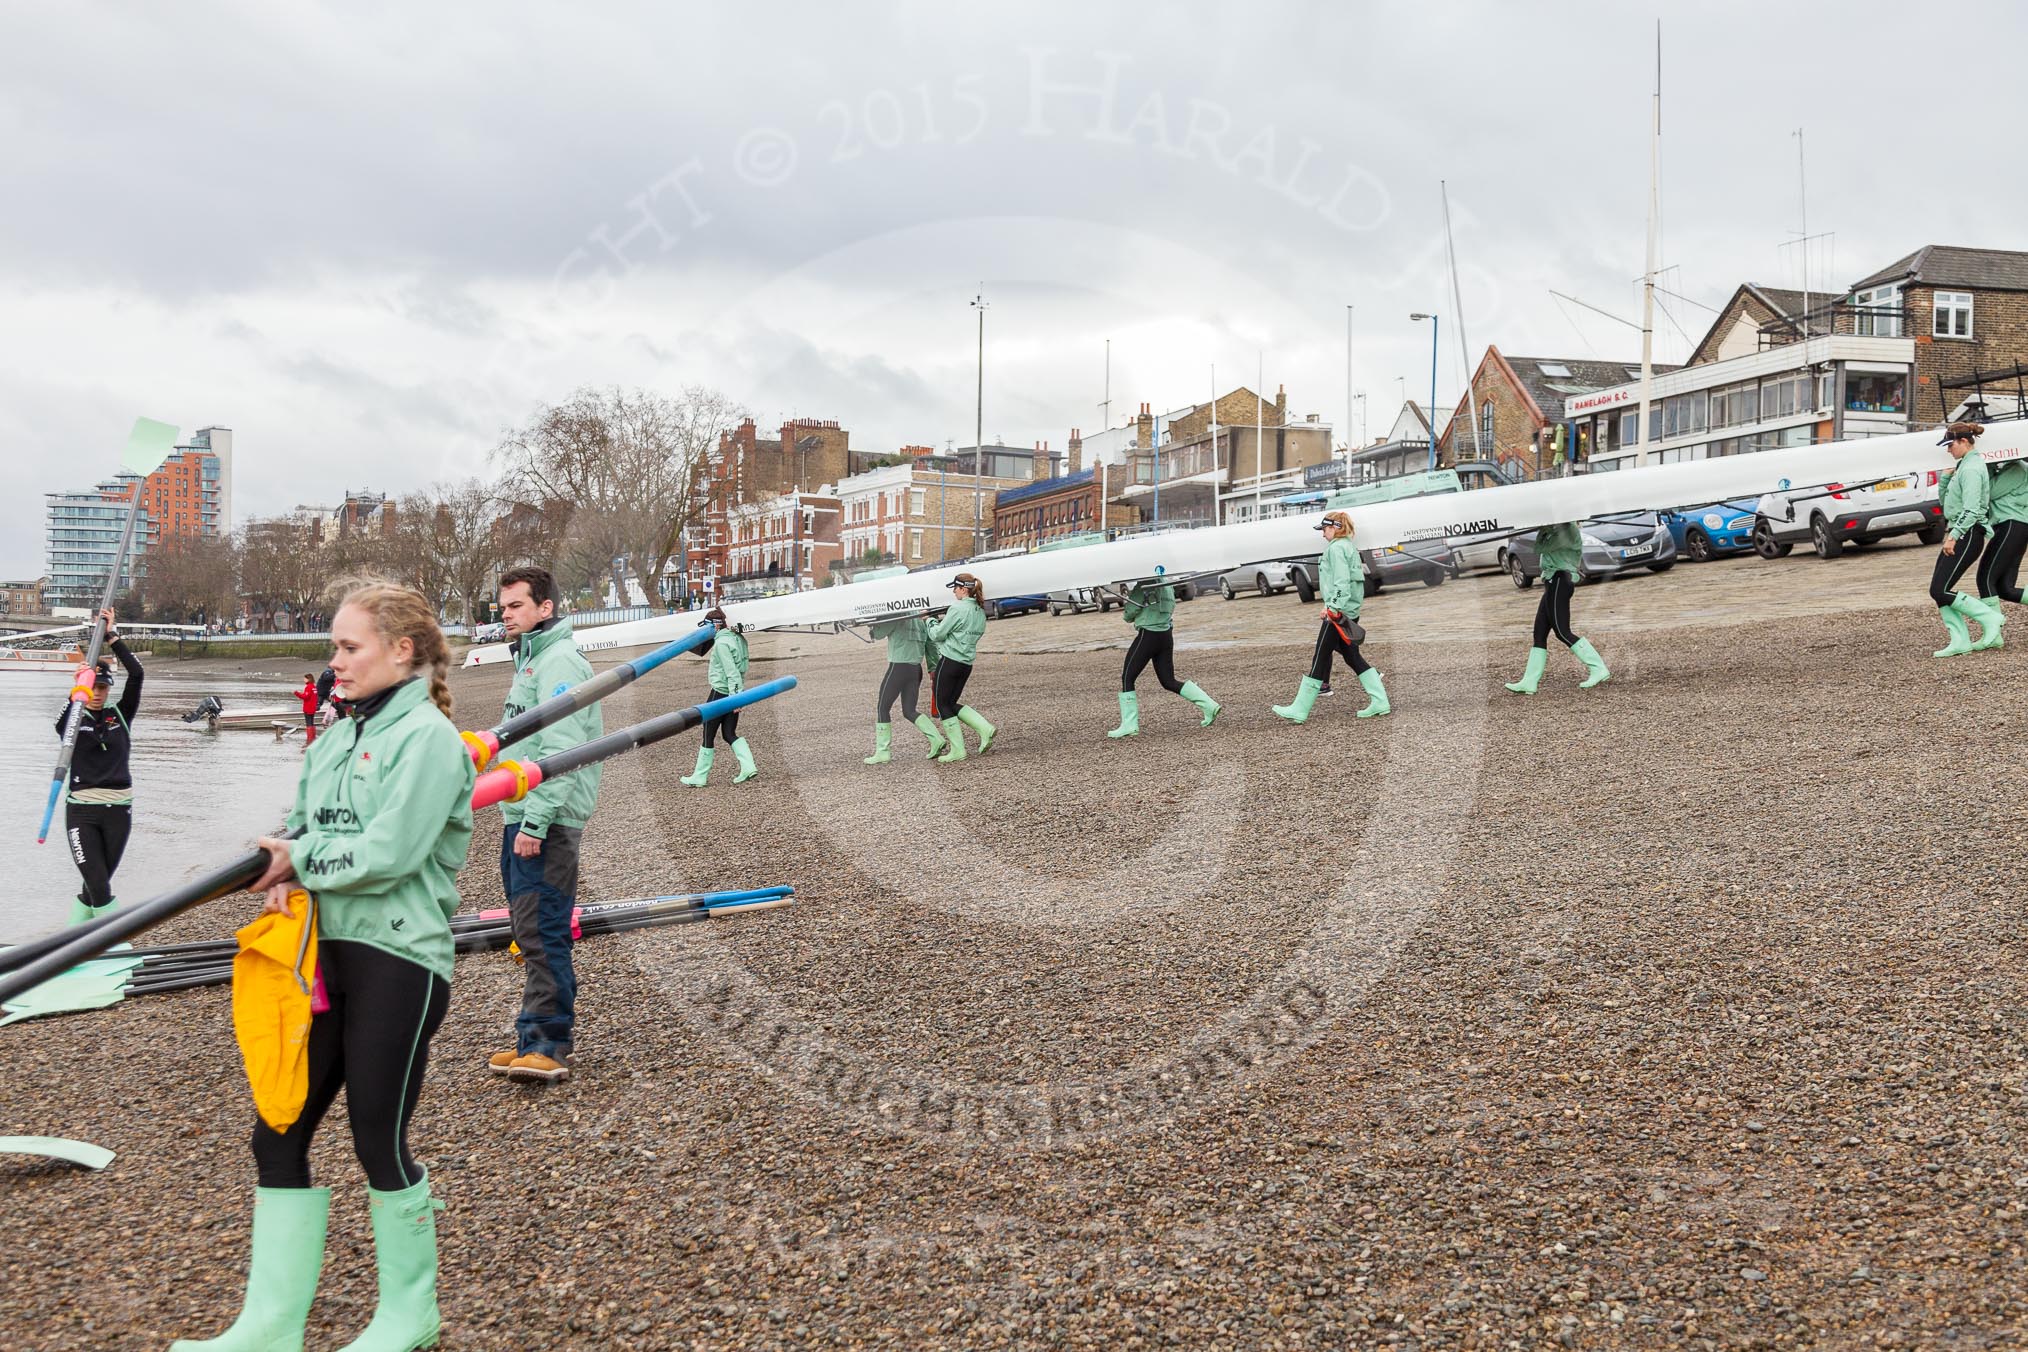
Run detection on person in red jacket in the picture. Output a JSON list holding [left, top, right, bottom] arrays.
[[296, 673, 321, 744]]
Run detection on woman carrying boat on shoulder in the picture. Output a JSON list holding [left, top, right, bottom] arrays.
[[1503, 522, 1610, 694], [1272, 511, 1389, 723], [1930, 422, 2005, 657], [862, 612, 946, 763], [680, 608, 760, 785], [1105, 577, 1220, 738], [927, 573, 996, 762]]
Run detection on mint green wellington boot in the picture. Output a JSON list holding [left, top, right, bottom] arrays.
[[912, 714, 947, 758], [1106, 692, 1140, 739], [69, 897, 103, 927], [1571, 638, 1610, 689], [335, 1176, 442, 1352], [1504, 646, 1548, 695], [170, 1186, 330, 1352], [1355, 667, 1391, 718], [863, 723, 892, 765], [1179, 680, 1220, 727], [956, 706, 996, 754], [1272, 676, 1323, 724], [1934, 603, 1974, 658], [1957, 593, 2007, 651], [730, 737, 758, 783], [679, 747, 713, 786], [935, 717, 968, 762]]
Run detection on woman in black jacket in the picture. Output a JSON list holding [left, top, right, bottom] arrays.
[[55, 608, 142, 925]]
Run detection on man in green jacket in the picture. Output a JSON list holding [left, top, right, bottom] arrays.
[[490, 566, 602, 1083]]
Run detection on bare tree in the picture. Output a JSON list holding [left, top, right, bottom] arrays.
[[142, 532, 238, 625], [238, 517, 323, 632], [495, 385, 744, 609]]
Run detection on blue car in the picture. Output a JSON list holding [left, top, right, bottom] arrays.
[[1660, 499, 1758, 563]]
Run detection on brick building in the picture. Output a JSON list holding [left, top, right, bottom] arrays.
[[1842, 245, 2028, 425], [0, 578, 45, 614], [718, 489, 842, 601], [1116, 389, 1336, 525], [833, 459, 1032, 573], [1435, 350, 1661, 477]]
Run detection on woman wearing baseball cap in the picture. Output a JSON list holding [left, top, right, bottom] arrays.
[[1273, 511, 1389, 723], [56, 607, 142, 925], [926, 573, 996, 761], [1932, 421, 2005, 656], [1502, 521, 1610, 694]]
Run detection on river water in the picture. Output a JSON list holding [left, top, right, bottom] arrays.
[[0, 662, 307, 943]]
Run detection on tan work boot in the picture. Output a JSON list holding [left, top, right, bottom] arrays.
[[507, 1052, 571, 1084], [488, 1050, 518, 1076]]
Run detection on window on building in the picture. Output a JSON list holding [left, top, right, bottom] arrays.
[[1853, 284, 1903, 337], [1845, 372, 1906, 414], [1618, 409, 1641, 448], [1477, 402, 1494, 452], [909, 489, 925, 516], [908, 528, 923, 558], [1538, 362, 1572, 378], [1934, 291, 1973, 338]]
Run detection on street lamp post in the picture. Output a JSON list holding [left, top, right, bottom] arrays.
[[971, 291, 988, 555], [1410, 313, 1439, 471]]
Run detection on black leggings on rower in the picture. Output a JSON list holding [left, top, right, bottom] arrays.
[[1307, 617, 1370, 681], [65, 801, 130, 908], [700, 686, 740, 747], [875, 662, 923, 722], [1930, 525, 1987, 608], [1120, 628, 1186, 694], [1531, 572, 1580, 648], [251, 939, 449, 1192], [932, 658, 974, 717], [1977, 519, 2028, 605]]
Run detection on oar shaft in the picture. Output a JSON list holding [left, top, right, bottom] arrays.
[[470, 626, 714, 766]]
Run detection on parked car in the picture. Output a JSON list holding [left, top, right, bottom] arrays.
[[1502, 514, 1677, 588], [1751, 470, 1944, 559], [472, 621, 507, 643], [983, 592, 1049, 620], [1048, 586, 1122, 617], [1214, 559, 1298, 600], [1659, 499, 1759, 562]]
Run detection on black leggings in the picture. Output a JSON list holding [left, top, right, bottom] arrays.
[[1977, 519, 2028, 605], [1531, 572, 1580, 648], [251, 939, 449, 1192], [65, 801, 130, 908], [1307, 617, 1370, 682], [1930, 525, 1987, 608], [1121, 628, 1186, 694], [875, 662, 923, 722], [932, 658, 974, 717], [701, 686, 740, 747]]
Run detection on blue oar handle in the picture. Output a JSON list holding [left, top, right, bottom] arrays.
[[697, 677, 798, 725]]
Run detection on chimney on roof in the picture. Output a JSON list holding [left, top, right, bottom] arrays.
[[1276, 384, 1288, 426], [1135, 403, 1154, 450], [1068, 428, 1083, 476]]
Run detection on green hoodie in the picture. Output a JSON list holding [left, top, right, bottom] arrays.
[[707, 627, 749, 693], [1988, 461, 2028, 526], [287, 678, 475, 982], [1943, 453, 1991, 539], [1319, 537, 1364, 618], [870, 615, 931, 665], [1536, 522, 1585, 582], [929, 597, 987, 665], [1124, 583, 1175, 632], [501, 617, 602, 839]]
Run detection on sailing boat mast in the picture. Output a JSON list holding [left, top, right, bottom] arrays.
[[1637, 21, 1661, 463]]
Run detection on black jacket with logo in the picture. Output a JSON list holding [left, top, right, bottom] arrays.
[[54, 639, 143, 794]]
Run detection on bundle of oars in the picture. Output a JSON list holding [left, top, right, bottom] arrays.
[[0, 888, 791, 1020]]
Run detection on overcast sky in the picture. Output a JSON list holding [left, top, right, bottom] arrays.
[[2, 0, 2011, 577]]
